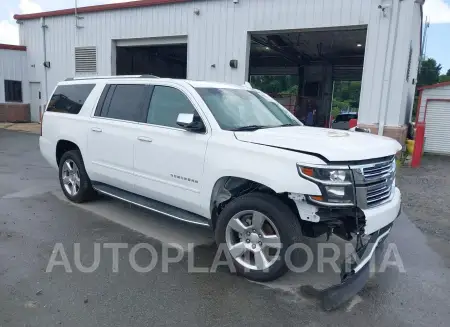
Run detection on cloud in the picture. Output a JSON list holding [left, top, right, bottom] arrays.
[[19, 0, 43, 14], [424, 0, 450, 24], [0, 19, 19, 45], [0, 0, 42, 45]]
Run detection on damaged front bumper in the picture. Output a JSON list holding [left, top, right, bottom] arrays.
[[320, 206, 402, 311]]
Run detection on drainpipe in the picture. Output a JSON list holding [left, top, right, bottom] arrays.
[[378, 0, 402, 136], [41, 17, 49, 106]]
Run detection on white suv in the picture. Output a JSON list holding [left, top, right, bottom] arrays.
[[40, 76, 401, 302]]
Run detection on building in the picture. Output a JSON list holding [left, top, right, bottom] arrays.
[[414, 81, 450, 159], [0, 44, 31, 122], [6, 0, 423, 141]]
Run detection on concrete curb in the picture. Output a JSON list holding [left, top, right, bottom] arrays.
[[0, 123, 40, 134]]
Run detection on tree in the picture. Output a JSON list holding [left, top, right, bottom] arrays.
[[417, 58, 442, 87], [439, 75, 450, 83], [447, 69, 450, 76], [332, 81, 361, 111]]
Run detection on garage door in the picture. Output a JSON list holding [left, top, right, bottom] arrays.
[[424, 101, 450, 154], [332, 65, 363, 81]]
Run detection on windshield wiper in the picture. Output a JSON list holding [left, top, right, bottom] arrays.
[[231, 125, 268, 131]]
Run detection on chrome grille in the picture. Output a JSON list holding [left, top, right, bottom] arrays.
[[366, 180, 392, 206], [351, 156, 396, 208]]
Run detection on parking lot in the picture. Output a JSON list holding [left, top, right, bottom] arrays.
[[1, 129, 450, 327]]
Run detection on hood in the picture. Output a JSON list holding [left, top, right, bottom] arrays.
[[234, 126, 402, 162]]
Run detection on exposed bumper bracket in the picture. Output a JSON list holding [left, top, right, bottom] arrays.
[[319, 207, 401, 311]]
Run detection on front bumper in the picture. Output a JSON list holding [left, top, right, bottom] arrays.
[[320, 206, 401, 311]]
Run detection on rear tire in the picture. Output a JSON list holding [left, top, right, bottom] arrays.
[[59, 150, 96, 203], [215, 192, 303, 282]]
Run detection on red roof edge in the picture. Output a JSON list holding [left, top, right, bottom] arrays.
[[418, 81, 450, 91], [13, 0, 191, 20], [0, 44, 27, 51]]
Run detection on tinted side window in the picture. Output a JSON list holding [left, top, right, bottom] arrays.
[[147, 86, 196, 128], [103, 84, 147, 122], [47, 84, 95, 114]]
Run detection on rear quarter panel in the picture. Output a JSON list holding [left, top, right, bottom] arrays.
[[40, 82, 104, 171]]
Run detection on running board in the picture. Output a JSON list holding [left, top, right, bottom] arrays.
[[92, 182, 211, 227]]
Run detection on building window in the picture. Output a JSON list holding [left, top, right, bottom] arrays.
[[4, 80, 23, 102]]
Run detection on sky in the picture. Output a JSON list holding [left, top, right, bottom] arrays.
[[0, 0, 449, 72]]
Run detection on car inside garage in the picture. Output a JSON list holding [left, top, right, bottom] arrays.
[[248, 27, 367, 128]]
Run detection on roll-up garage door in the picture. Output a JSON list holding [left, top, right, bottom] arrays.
[[424, 100, 450, 154], [332, 65, 363, 81]]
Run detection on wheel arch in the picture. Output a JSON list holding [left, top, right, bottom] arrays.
[[56, 139, 81, 166], [209, 176, 298, 230]]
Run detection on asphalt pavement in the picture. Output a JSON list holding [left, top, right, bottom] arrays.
[[1, 129, 450, 327]]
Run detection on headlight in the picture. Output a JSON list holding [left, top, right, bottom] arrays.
[[297, 165, 353, 185], [297, 165, 355, 206]]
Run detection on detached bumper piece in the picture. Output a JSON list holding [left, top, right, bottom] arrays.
[[320, 217, 397, 311]]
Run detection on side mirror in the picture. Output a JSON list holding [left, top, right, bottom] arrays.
[[176, 113, 205, 132]]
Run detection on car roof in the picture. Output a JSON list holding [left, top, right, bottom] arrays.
[[59, 76, 246, 89]]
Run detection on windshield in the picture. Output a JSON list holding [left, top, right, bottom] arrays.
[[196, 87, 301, 131]]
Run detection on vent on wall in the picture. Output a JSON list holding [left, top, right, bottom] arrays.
[[75, 47, 97, 73]]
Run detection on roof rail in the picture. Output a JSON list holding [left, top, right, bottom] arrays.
[[64, 75, 159, 81]]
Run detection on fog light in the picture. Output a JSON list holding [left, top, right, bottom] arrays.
[[325, 186, 345, 197]]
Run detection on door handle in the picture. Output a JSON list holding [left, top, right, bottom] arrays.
[[91, 127, 102, 133], [137, 136, 153, 143]]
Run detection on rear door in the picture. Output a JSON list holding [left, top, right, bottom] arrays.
[[87, 83, 151, 192], [133, 83, 210, 215]]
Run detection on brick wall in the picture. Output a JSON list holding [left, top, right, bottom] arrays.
[[0, 103, 31, 122]]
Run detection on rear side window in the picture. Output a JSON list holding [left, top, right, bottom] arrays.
[[147, 86, 196, 128], [47, 84, 95, 114], [100, 84, 148, 122]]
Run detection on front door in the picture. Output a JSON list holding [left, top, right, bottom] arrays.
[[29, 82, 41, 122], [133, 84, 210, 216]]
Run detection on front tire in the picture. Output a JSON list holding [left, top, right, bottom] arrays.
[[59, 150, 95, 203], [215, 193, 303, 282]]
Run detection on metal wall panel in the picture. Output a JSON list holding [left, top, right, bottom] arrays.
[[19, 0, 370, 102], [17, 0, 421, 128], [0, 49, 28, 103], [424, 101, 450, 155]]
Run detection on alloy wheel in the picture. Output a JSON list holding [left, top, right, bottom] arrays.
[[225, 210, 282, 271], [61, 159, 81, 196]]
